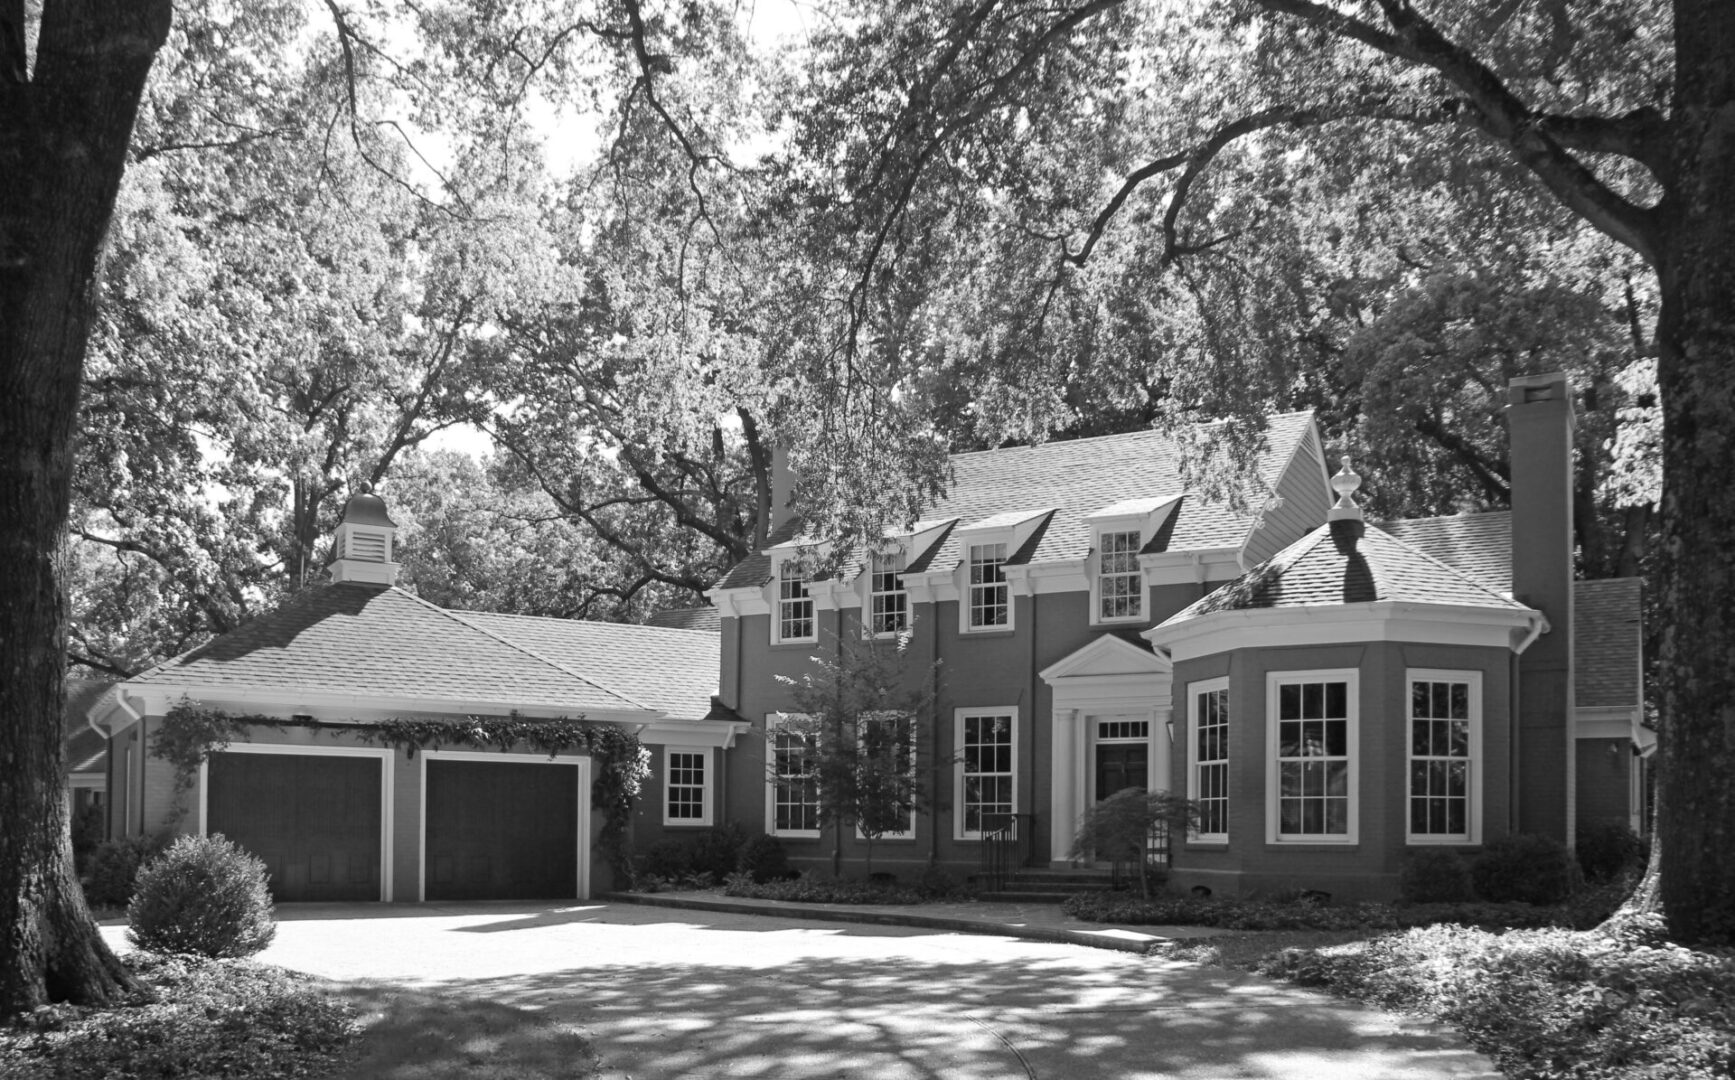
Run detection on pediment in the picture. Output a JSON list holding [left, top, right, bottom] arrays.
[[1039, 634, 1171, 684]]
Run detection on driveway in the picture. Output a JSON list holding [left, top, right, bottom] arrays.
[[104, 902, 1496, 1079]]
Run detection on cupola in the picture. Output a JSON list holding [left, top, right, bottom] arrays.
[[329, 488, 399, 585]]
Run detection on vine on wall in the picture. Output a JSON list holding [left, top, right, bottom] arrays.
[[151, 699, 651, 880]]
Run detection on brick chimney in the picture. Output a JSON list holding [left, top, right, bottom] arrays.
[[768, 444, 796, 534], [1506, 372, 1575, 842]]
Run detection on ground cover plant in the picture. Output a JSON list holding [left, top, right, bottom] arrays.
[[721, 872, 926, 905], [1254, 926, 1735, 1080], [0, 954, 351, 1080]]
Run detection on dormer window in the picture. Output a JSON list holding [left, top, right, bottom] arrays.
[[869, 550, 908, 635], [777, 561, 815, 643], [1097, 529, 1143, 621], [967, 543, 1009, 629]]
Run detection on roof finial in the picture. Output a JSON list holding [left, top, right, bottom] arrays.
[[1328, 457, 1365, 547]]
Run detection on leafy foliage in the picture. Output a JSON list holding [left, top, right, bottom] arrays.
[[1576, 821, 1649, 883], [1068, 788, 1198, 899], [1258, 926, 1735, 1080], [1472, 833, 1581, 906], [149, 700, 279, 824], [82, 834, 174, 909], [735, 833, 792, 885], [1399, 848, 1476, 904], [127, 835, 277, 959], [0, 954, 353, 1080], [721, 873, 924, 906]]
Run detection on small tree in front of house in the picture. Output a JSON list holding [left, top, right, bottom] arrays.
[[774, 629, 940, 880], [1070, 789, 1200, 900]]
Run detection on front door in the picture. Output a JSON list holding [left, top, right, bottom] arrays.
[[1095, 742, 1149, 802]]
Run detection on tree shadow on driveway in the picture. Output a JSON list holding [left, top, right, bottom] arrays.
[[411, 947, 1493, 1079]]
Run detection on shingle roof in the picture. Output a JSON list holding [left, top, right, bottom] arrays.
[[1159, 523, 1529, 625], [130, 583, 647, 716], [646, 606, 722, 632], [1377, 512, 1512, 592], [64, 677, 114, 773], [716, 412, 1317, 589], [457, 611, 718, 720], [1574, 578, 1643, 709]]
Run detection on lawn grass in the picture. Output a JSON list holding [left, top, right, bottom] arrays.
[[0, 955, 598, 1080], [321, 983, 598, 1080]]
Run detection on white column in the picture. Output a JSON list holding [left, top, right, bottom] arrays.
[[1050, 709, 1078, 863]]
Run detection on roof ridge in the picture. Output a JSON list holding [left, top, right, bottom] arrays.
[[404, 589, 658, 713], [464, 610, 721, 637], [946, 409, 1317, 460], [1361, 526, 1527, 609]]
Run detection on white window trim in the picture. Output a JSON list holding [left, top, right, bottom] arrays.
[[765, 713, 822, 838], [1405, 668, 1484, 846], [864, 546, 911, 638], [961, 540, 1013, 634], [771, 556, 818, 645], [953, 707, 1019, 840], [662, 745, 714, 827], [1187, 677, 1230, 842], [1264, 668, 1360, 845], [854, 711, 917, 840], [1091, 523, 1146, 625]]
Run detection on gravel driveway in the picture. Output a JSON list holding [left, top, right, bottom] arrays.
[[104, 901, 1495, 1079]]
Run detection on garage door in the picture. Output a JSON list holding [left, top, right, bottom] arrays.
[[425, 759, 580, 901], [207, 752, 382, 902]]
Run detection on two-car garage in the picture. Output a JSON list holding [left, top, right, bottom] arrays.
[[201, 745, 590, 903]]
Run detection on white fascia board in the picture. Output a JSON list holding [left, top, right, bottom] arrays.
[[1019, 558, 1090, 596], [1144, 602, 1542, 662], [708, 584, 771, 618], [633, 717, 752, 748], [957, 508, 1054, 555], [1039, 633, 1172, 683], [123, 684, 660, 727], [1575, 705, 1645, 742], [1139, 548, 1243, 587], [902, 567, 960, 605]]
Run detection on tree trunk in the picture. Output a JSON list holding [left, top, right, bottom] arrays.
[[0, 0, 172, 1019], [1647, 0, 1735, 946]]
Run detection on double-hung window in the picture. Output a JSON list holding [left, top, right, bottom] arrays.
[[868, 550, 908, 635], [664, 747, 711, 826], [1189, 679, 1230, 841], [955, 710, 1016, 839], [967, 543, 1009, 630], [1097, 529, 1143, 621], [768, 717, 821, 836], [1407, 670, 1480, 843], [777, 560, 815, 643], [1267, 671, 1358, 843], [855, 711, 916, 839]]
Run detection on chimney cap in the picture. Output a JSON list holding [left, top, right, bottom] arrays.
[[340, 490, 396, 528]]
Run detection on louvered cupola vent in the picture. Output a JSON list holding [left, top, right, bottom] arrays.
[[330, 489, 400, 584]]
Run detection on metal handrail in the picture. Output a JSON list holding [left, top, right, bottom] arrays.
[[978, 812, 1032, 892]]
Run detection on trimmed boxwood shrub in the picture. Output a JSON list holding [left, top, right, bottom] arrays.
[[127, 834, 277, 958], [1472, 833, 1579, 905], [689, 823, 747, 879], [1400, 848, 1475, 903], [736, 833, 791, 883], [82, 833, 171, 908]]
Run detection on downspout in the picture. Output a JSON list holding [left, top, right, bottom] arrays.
[[1509, 613, 1548, 835], [1028, 591, 1039, 869]]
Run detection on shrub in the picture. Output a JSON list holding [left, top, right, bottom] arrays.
[[82, 832, 170, 908], [736, 833, 791, 883], [1062, 890, 1398, 931], [1400, 848, 1475, 903], [70, 803, 106, 876], [688, 823, 746, 879], [1472, 833, 1579, 905], [640, 838, 694, 881], [722, 873, 924, 905], [1576, 820, 1647, 882], [127, 834, 276, 958], [1068, 788, 1198, 899]]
